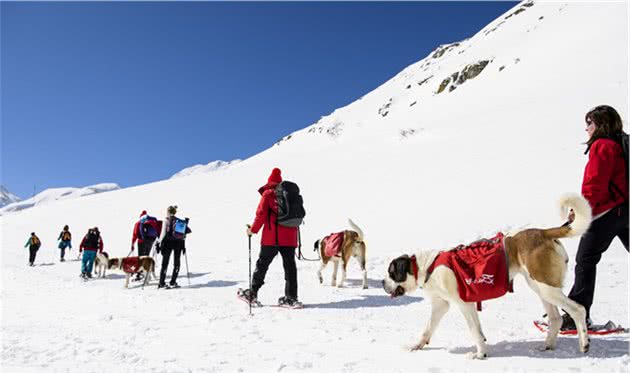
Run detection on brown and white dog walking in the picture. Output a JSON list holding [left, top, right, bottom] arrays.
[[93, 252, 109, 278], [106, 256, 156, 288], [383, 194, 592, 359], [315, 218, 368, 289]]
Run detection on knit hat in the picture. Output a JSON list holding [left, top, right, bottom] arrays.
[[267, 168, 282, 184], [140, 210, 147, 217]]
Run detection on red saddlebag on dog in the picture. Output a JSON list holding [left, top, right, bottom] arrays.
[[426, 232, 512, 310]]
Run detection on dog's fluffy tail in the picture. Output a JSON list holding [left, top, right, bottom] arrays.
[[544, 193, 592, 239], [348, 218, 364, 241]]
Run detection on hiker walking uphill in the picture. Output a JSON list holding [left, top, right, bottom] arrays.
[[57, 225, 72, 262], [239, 167, 305, 308], [79, 227, 103, 279], [24, 232, 41, 266], [131, 210, 161, 281], [157, 205, 191, 289], [562, 105, 629, 331]]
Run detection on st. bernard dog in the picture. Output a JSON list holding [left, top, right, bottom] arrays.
[[94, 252, 109, 278], [314, 219, 367, 289], [383, 194, 592, 359], [107, 256, 156, 288]]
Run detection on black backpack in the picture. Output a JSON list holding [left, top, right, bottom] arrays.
[[607, 133, 629, 200], [274, 181, 305, 227], [84, 230, 100, 248]]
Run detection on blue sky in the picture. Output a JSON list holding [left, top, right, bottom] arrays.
[[1, 1, 516, 199]]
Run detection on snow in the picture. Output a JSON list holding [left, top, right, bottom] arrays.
[[0, 186, 21, 208], [170, 160, 242, 179], [0, 183, 120, 216], [1, 1, 628, 372]]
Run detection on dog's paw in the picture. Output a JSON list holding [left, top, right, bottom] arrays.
[[537, 343, 555, 352], [466, 352, 488, 360], [580, 340, 590, 354], [362, 285, 368, 290], [409, 342, 426, 351]]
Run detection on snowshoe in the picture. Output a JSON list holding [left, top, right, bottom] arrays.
[[277, 296, 304, 309], [237, 288, 262, 307], [534, 319, 626, 335], [169, 282, 180, 289]]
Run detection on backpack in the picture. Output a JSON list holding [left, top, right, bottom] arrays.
[[84, 230, 100, 248], [31, 236, 40, 247], [168, 217, 188, 241], [139, 216, 160, 241], [62, 231, 71, 241], [274, 181, 306, 227], [610, 133, 629, 199]]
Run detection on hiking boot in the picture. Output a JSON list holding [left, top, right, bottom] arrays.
[[80, 272, 87, 279], [158, 283, 170, 289], [169, 281, 180, 288], [278, 296, 302, 308], [60, 258, 65, 262], [239, 289, 258, 303], [86, 272, 93, 279], [560, 313, 592, 331], [133, 273, 144, 282]]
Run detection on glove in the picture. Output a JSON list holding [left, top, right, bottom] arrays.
[[156, 242, 161, 254], [130, 244, 134, 251], [246, 224, 253, 237], [182, 247, 186, 255]]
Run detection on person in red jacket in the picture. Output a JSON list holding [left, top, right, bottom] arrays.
[[241, 168, 301, 307], [562, 105, 629, 331], [79, 227, 104, 279]]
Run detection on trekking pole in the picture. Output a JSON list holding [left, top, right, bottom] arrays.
[[184, 250, 191, 286], [248, 229, 252, 317]]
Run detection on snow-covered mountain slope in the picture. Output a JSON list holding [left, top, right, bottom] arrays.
[[0, 183, 120, 215], [170, 159, 242, 179], [1, 2, 628, 372], [0, 185, 21, 207]]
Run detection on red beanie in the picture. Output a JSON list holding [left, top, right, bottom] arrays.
[[267, 168, 282, 184], [140, 210, 147, 217]]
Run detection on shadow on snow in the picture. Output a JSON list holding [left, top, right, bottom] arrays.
[[307, 294, 422, 309]]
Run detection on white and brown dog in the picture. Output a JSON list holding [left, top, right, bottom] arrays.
[[93, 252, 109, 278], [383, 194, 592, 359], [107, 256, 156, 288], [315, 219, 367, 289]]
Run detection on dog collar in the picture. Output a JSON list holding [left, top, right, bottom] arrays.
[[410, 255, 419, 281]]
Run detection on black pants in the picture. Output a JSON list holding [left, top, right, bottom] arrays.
[[29, 245, 39, 264], [251, 246, 298, 299], [159, 240, 184, 285], [138, 240, 153, 256], [568, 203, 629, 318]]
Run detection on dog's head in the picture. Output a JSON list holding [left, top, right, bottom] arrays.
[[383, 255, 419, 298], [107, 258, 122, 270]]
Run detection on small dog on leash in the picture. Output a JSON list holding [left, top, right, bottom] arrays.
[[315, 218, 367, 289], [93, 252, 110, 278]]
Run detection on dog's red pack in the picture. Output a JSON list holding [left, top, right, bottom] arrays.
[[322, 232, 345, 257], [122, 257, 141, 273], [427, 232, 512, 310]]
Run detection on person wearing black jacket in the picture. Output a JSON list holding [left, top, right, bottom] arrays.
[[156, 205, 191, 289]]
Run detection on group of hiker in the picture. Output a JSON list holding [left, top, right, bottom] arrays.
[[23, 205, 192, 288], [21, 105, 628, 326]]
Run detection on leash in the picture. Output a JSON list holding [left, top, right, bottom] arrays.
[[295, 227, 320, 261]]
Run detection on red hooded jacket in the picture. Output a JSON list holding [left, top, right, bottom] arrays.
[[250, 169, 298, 247], [582, 138, 628, 216]]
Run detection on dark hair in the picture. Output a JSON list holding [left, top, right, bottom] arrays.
[[63, 225, 69, 230], [585, 105, 624, 147]]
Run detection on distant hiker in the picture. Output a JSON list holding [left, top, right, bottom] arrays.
[[24, 232, 41, 266], [562, 105, 629, 331], [156, 205, 191, 289], [80, 227, 104, 279], [241, 168, 304, 308], [131, 210, 161, 281], [57, 225, 72, 262]]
